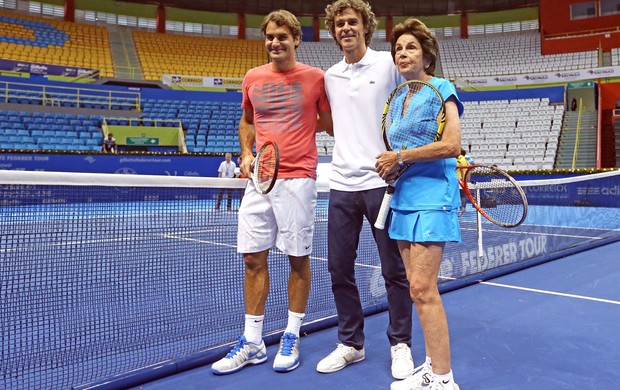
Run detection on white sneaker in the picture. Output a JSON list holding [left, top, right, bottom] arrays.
[[390, 343, 414, 379], [390, 363, 431, 390], [316, 343, 365, 373], [273, 332, 300, 372], [391, 365, 460, 390], [211, 335, 267, 375]]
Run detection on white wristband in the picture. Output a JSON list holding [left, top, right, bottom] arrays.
[[396, 150, 404, 166]]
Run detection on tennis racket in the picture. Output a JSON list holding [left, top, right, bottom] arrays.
[[457, 164, 528, 228], [374, 80, 446, 230], [251, 141, 279, 194]]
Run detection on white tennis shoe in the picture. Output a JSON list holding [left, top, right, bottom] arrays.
[[391, 364, 460, 390], [390, 343, 414, 379], [273, 332, 300, 372], [211, 335, 267, 375], [316, 343, 365, 373]]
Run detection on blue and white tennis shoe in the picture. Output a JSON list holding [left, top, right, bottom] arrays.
[[211, 335, 267, 375]]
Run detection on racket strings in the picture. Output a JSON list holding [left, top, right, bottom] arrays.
[[254, 145, 278, 192], [385, 82, 444, 151], [466, 166, 526, 226]]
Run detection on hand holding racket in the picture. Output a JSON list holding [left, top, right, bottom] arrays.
[[457, 164, 528, 228], [250, 140, 280, 194], [374, 80, 446, 230]]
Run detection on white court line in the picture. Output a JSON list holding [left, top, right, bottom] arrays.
[[162, 233, 382, 269], [161, 234, 237, 248], [481, 281, 620, 305], [0, 236, 137, 252], [481, 226, 605, 240]]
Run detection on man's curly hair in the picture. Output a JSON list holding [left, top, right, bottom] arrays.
[[324, 0, 377, 50]]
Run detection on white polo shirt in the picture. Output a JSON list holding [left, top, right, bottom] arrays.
[[325, 48, 404, 191]]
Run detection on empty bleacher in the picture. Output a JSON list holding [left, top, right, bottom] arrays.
[[0, 110, 103, 151], [141, 98, 241, 153], [0, 11, 114, 78], [133, 32, 266, 80], [296, 40, 390, 71], [440, 31, 598, 79], [461, 98, 563, 170], [315, 131, 334, 156], [612, 47, 620, 67]]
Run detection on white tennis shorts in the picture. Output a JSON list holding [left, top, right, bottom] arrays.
[[237, 178, 317, 256]]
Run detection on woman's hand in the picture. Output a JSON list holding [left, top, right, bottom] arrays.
[[375, 151, 400, 184]]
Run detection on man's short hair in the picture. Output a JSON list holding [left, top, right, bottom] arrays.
[[261, 9, 302, 48]]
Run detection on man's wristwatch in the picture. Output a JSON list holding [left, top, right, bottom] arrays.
[[396, 150, 404, 167]]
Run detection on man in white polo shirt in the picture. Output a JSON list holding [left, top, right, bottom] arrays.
[[317, 0, 414, 381], [216, 152, 236, 210]]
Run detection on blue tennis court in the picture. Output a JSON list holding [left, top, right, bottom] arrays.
[[1, 170, 619, 389], [134, 240, 620, 390]]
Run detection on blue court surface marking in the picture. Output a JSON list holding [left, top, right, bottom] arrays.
[[132, 240, 620, 390]]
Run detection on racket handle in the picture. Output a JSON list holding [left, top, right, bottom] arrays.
[[374, 186, 395, 230]]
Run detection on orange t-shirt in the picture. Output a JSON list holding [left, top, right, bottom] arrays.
[[241, 63, 330, 180]]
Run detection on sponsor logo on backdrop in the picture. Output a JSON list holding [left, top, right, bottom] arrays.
[[179, 76, 203, 86], [30, 64, 48, 74], [494, 76, 518, 83], [554, 71, 581, 79], [222, 78, 243, 87], [587, 68, 616, 76], [524, 74, 549, 81], [163, 74, 243, 89]]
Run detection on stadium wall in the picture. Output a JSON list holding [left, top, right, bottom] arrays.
[[540, 0, 620, 54], [599, 81, 620, 110]]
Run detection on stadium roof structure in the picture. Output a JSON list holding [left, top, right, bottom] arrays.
[[123, 0, 539, 17]]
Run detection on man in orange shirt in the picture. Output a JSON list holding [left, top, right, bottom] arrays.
[[211, 9, 332, 375]]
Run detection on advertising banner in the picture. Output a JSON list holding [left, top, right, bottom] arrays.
[[162, 74, 243, 90], [0, 59, 99, 78], [456, 66, 620, 89]]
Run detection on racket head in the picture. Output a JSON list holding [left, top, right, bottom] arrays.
[[382, 80, 446, 154], [251, 141, 279, 194], [375, 80, 446, 230], [461, 165, 528, 228]]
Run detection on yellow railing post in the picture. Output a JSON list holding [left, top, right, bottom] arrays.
[[571, 98, 583, 170]]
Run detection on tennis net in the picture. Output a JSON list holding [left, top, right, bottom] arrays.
[[1, 169, 619, 389]]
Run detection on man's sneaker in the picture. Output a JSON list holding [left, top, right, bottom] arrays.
[[273, 332, 300, 372], [390, 363, 431, 390], [390, 343, 414, 379], [211, 335, 267, 375], [391, 365, 460, 390], [316, 343, 365, 373]]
